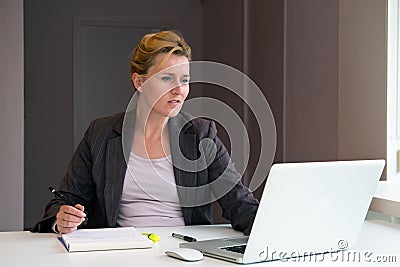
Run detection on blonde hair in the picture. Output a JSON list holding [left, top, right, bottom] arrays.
[[130, 30, 191, 81]]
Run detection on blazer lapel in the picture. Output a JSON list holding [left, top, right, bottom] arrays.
[[104, 112, 134, 226], [169, 115, 198, 225]]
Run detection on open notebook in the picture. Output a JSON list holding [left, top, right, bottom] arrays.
[[59, 227, 153, 252]]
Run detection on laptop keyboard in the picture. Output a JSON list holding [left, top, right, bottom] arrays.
[[222, 245, 247, 254]]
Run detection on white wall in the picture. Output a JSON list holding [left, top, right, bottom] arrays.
[[0, 0, 24, 231], [338, 0, 387, 174]]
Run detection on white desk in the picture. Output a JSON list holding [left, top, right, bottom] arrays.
[[1, 221, 399, 266]]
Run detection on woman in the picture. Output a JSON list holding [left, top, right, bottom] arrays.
[[33, 30, 259, 235]]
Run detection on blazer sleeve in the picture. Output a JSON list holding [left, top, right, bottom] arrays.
[[31, 120, 97, 233], [205, 121, 259, 235]]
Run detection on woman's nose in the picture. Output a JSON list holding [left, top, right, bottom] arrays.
[[170, 83, 184, 94]]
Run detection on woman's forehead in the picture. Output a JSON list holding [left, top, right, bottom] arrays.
[[149, 53, 190, 75]]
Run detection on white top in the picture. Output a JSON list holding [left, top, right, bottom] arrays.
[[116, 153, 185, 227]]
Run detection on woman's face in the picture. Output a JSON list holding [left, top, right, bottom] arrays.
[[138, 53, 190, 118]]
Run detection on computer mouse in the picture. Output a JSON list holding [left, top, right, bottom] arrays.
[[165, 248, 204, 262]]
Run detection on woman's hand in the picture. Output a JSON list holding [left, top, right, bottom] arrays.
[[55, 204, 86, 234]]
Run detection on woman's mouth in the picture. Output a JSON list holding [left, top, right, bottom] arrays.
[[167, 99, 181, 106]]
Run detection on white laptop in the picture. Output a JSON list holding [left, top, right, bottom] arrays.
[[181, 160, 385, 264]]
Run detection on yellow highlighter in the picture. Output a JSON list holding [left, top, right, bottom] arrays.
[[142, 232, 160, 243]]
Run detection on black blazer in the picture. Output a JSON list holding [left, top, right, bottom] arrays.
[[32, 111, 259, 234]]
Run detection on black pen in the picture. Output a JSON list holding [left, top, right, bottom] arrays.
[[172, 233, 197, 242], [48, 187, 88, 221]]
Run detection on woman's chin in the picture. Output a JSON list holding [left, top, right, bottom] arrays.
[[167, 107, 182, 117]]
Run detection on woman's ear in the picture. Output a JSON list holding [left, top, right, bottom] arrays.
[[132, 73, 143, 92]]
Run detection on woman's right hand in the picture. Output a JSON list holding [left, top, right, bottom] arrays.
[[55, 204, 86, 234]]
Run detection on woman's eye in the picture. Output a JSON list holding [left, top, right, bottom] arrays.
[[181, 78, 190, 84], [161, 76, 172, 82]]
